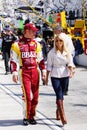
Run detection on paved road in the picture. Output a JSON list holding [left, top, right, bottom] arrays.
[[0, 55, 87, 130]]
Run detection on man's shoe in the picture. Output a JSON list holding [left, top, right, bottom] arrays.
[[43, 82, 46, 85], [5, 71, 10, 75], [23, 118, 30, 126], [63, 91, 68, 96], [29, 118, 37, 125], [64, 91, 68, 96], [5, 72, 8, 75]]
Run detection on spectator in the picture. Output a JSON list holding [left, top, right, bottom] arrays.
[[35, 32, 48, 85], [1, 28, 17, 74], [72, 38, 83, 65], [35, 32, 47, 61], [53, 26, 75, 57]]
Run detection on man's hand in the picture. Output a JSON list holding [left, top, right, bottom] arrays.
[[12, 75, 18, 83], [42, 70, 46, 84], [45, 77, 48, 85]]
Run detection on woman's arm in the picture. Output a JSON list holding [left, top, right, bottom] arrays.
[[68, 53, 75, 78]]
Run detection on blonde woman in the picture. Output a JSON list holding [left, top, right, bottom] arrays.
[[46, 33, 75, 125]]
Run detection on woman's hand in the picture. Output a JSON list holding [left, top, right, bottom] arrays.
[[68, 66, 75, 78], [69, 70, 75, 78]]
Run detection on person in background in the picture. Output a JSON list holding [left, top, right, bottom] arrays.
[[1, 28, 17, 74], [10, 23, 46, 125], [17, 32, 24, 42], [0, 35, 3, 55], [53, 26, 75, 57], [53, 25, 75, 95], [17, 29, 24, 41], [72, 38, 83, 65], [46, 33, 75, 125], [1, 30, 6, 59], [35, 31, 47, 62], [35, 31, 48, 85], [46, 36, 54, 52]]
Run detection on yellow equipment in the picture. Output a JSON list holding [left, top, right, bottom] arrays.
[[67, 20, 86, 48]]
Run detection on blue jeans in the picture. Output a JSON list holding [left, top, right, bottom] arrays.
[[51, 77, 69, 100]]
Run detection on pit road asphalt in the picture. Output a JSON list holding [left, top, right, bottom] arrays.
[[0, 55, 87, 130]]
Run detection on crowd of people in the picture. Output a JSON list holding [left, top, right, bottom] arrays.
[[0, 22, 84, 126]]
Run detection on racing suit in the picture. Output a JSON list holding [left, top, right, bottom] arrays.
[[10, 37, 46, 120]]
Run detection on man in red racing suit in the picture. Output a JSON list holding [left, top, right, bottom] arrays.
[[10, 23, 46, 125]]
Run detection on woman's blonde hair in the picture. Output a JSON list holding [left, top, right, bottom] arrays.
[[54, 33, 69, 58]]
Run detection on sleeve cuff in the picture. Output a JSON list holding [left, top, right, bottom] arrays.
[[42, 69, 46, 73], [12, 71, 18, 76]]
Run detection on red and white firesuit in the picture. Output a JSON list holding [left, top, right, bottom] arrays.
[[10, 37, 46, 120]]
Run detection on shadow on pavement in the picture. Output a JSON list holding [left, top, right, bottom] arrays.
[[39, 92, 55, 97], [36, 118, 63, 128], [73, 104, 87, 107], [0, 119, 23, 126]]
